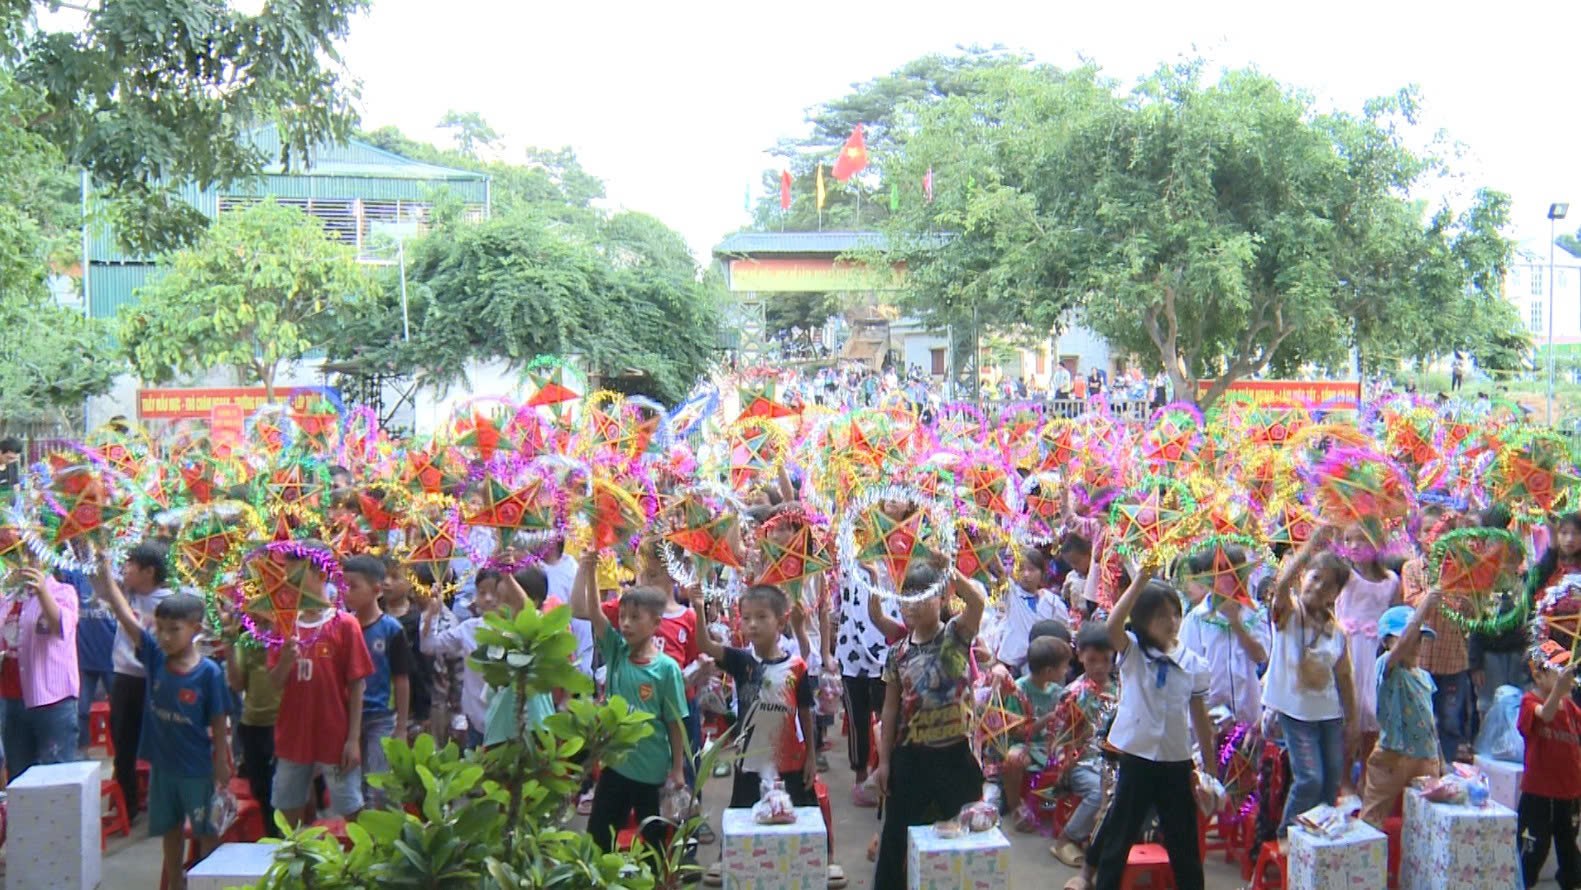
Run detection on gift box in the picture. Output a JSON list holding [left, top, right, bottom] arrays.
[[720, 806, 828, 890], [1474, 754, 1524, 811], [1287, 819, 1387, 890], [188, 843, 277, 890], [1401, 787, 1521, 890], [6, 760, 101, 890], [906, 824, 1012, 890]]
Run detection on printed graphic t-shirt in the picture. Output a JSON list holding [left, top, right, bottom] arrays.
[[719, 645, 812, 775], [137, 630, 228, 777], [881, 617, 972, 747], [270, 611, 374, 765], [1519, 691, 1581, 798]]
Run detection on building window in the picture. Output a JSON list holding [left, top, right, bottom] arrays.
[[930, 347, 946, 376], [1532, 266, 1544, 296], [1531, 301, 1545, 334]]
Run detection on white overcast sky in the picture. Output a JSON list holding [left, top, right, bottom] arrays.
[[46, 0, 1581, 261]]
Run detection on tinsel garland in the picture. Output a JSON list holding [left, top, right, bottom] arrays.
[[233, 540, 345, 649]]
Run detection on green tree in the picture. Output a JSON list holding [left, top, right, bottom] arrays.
[[6, 0, 366, 253], [881, 60, 1520, 408], [437, 110, 501, 157], [748, 46, 1024, 232], [765, 291, 841, 341], [119, 199, 372, 399], [0, 68, 119, 421]]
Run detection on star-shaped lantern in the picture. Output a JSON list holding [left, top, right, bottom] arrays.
[[452, 411, 512, 463], [737, 383, 797, 422], [579, 479, 647, 555], [856, 507, 932, 591], [756, 523, 833, 602], [525, 363, 583, 426], [1180, 536, 1260, 612], [1430, 527, 1523, 599], [242, 548, 332, 641], [403, 509, 461, 572], [973, 683, 1028, 763], [962, 458, 1015, 518], [290, 396, 340, 455], [402, 447, 459, 496], [48, 466, 130, 546], [953, 518, 1005, 587], [1488, 432, 1579, 520], [176, 510, 246, 586], [466, 476, 558, 536], [1107, 477, 1199, 563], [729, 419, 784, 493], [1307, 447, 1414, 529], [664, 495, 744, 580]]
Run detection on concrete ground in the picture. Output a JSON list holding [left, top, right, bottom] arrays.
[[67, 740, 1559, 889]]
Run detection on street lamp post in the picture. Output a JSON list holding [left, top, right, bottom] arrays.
[[1549, 202, 1570, 425]]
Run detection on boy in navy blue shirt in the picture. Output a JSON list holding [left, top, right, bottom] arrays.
[[99, 550, 230, 889], [342, 555, 410, 806]]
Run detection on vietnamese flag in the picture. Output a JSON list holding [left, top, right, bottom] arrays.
[[831, 124, 867, 182], [780, 169, 792, 210]]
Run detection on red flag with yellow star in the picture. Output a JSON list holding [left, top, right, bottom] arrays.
[[832, 124, 867, 182]]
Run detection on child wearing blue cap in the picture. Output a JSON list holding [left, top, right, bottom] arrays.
[[1360, 590, 1443, 825]]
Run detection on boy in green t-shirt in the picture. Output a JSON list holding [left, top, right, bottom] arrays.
[[574, 552, 688, 853]]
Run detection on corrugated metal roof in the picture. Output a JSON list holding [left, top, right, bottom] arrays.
[[243, 125, 488, 182], [712, 231, 891, 256]]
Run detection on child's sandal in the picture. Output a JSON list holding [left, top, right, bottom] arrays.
[[826, 865, 848, 888]]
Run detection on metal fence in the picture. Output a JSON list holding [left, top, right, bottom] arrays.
[[978, 398, 1154, 422]]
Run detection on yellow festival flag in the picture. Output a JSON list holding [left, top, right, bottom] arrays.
[[816, 163, 826, 210]]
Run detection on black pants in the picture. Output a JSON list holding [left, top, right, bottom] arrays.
[[841, 675, 885, 773], [1520, 792, 1581, 890], [587, 768, 667, 854], [109, 673, 146, 815], [237, 722, 278, 837], [1090, 753, 1203, 890], [729, 768, 817, 809], [874, 742, 983, 890]]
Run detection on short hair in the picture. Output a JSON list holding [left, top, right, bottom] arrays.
[[1186, 544, 1245, 576], [412, 562, 454, 589], [0, 437, 21, 455], [1026, 636, 1072, 675], [475, 568, 502, 588], [1309, 551, 1352, 591], [1029, 619, 1071, 644], [900, 562, 942, 594], [154, 592, 205, 623], [1057, 534, 1092, 558], [1480, 504, 1512, 531], [126, 542, 170, 586], [619, 585, 670, 619], [1076, 622, 1114, 652], [512, 566, 548, 606], [341, 554, 386, 584], [738, 584, 789, 617]]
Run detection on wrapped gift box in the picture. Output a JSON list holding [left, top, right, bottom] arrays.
[[1287, 819, 1387, 890], [6, 760, 101, 890], [906, 825, 1012, 890], [720, 806, 827, 890], [1474, 754, 1524, 811], [1401, 787, 1521, 890], [188, 842, 277, 890]]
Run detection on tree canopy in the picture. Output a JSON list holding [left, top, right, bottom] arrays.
[[334, 124, 720, 404], [119, 199, 372, 399], [878, 59, 1521, 407], [5, 0, 366, 254]]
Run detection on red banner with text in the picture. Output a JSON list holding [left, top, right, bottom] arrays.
[[1198, 379, 1362, 407]]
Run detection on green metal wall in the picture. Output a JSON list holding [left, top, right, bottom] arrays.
[[88, 263, 159, 321]]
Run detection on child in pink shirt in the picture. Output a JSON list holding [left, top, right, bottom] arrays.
[[3, 564, 80, 777]]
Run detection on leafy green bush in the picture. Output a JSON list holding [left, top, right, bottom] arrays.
[[255, 605, 686, 890]]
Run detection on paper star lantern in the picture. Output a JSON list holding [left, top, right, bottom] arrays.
[[238, 542, 339, 648], [953, 517, 1007, 588], [401, 447, 460, 496], [452, 410, 512, 463], [578, 479, 647, 555], [1178, 535, 1261, 612], [1141, 404, 1205, 477], [466, 475, 559, 535], [855, 506, 932, 591], [262, 460, 325, 513], [756, 523, 833, 601], [1107, 476, 1201, 564], [973, 684, 1027, 763], [1216, 723, 1263, 824], [174, 506, 251, 587], [290, 396, 341, 454], [403, 508, 461, 571], [48, 465, 131, 546], [728, 418, 787, 493], [1536, 576, 1581, 658], [737, 383, 797, 421], [962, 456, 1016, 518], [1264, 498, 1318, 549], [1429, 527, 1523, 596], [1038, 419, 1081, 472], [356, 491, 401, 532], [663, 494, 744, 575], [1486, 431, 1579, 521], [1306, 447, 1415, 529], [0, 518, 36, 576], [524, 361, 584, 425]]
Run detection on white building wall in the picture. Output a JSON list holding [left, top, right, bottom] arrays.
[[1506, 260, 1581, 345]]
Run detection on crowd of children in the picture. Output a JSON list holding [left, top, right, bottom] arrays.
[[9, 482, 1581, 890]]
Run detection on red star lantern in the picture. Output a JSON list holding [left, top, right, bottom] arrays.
[[856, 507, 932, 591], [664, 495, 745, 576], [580, 480, 647, 555], [404, 511, 460, 570], [1430, 528, 1523, 596], [49, 466, 129, 545], [963, 459, 1014, 518], [402, 448, 458, 496], [737, 383, 797, 421], [954, 519, 1005, 587], [452, 411, 511, 463], [242, 550, 331, 640], [757, 524, 833, 601], [525, 364, 583, 426], [466, 477, 558, 534]]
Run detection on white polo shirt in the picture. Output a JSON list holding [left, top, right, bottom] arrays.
[[1107, 630, 1211, 763]]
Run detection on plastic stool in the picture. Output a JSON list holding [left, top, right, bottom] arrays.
[[1249, 840, 1286, 890], [88, 700, 112, 752], [1119, 843, 1176, 890], [101, 780, 132, 850], [1382, 816, 1403, 889]]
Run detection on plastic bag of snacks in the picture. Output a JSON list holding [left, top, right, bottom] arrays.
[[958, 800, 1000, 832], [752, 773, 796, 825], [659, 776, 691, 823], [1192, 769, 1225, 818], [209, 786, 239, 837], [816, 675, 843, 717]]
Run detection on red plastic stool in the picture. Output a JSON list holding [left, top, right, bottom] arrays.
[[135, 759, 151, 802], [1382, 816, 1403, 888], [814, 779, 834, 854], [1119, 843, 1176, 890], [100, 780, 131, 850], [88, 700, 112, 753], [1249, 840, 1286, 890]]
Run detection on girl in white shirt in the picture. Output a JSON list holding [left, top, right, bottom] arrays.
[[1086, 566, 1217, 890], [1262, 531, 1360, 837], [1179, 545, 1270, 726]]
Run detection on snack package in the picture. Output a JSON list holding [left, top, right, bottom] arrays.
[[1294, 803, 1347, 838], [932, 818, 963, 839], [816, 675, 843, 716], [959, 800, 1000, 832], [980, 782, 1003, 811], [1192, 770, 1225, 818], [210, 786, 239, 837], [1418, 774, 1467, 804], [660, 777, 691, 823], [752, 773, 796, 825]]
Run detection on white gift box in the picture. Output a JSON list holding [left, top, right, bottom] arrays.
[[906, 824, 1012, 890], [1287, 819, 1387, 890], [720, 806, 828, 890], [5, 760, 101, 890], [1474, 754, 1524, 811], [1401, 787, 1521, 890], [188, 843, 278, 890]]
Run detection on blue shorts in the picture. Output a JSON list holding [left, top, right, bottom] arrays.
[[148, 770, 217, 837], [271, 757, 363, 816]]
